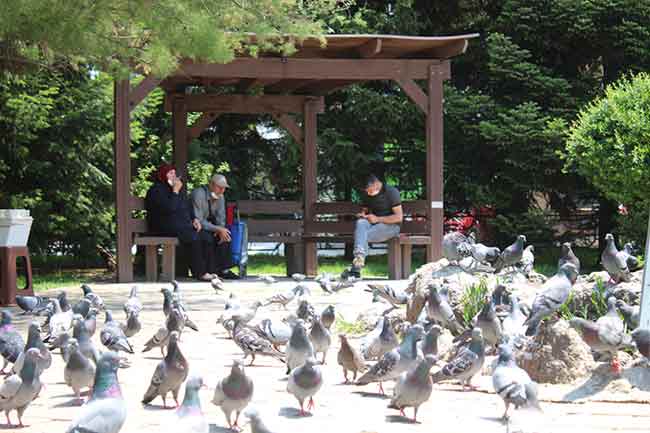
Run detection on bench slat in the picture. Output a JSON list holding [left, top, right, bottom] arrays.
[[248, 219, 302, 234], [237, 200, 303, 214], [134, 236, 179, 246]]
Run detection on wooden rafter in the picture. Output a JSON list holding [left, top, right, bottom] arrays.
[[129, 75, 162, 111], [271, 113, 303, 145], [395, 78, 427, 113], [265, 79, 313, 94], [164, 94, 324, 114]]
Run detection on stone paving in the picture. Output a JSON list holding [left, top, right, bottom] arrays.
[[6, 278, 650, 433]]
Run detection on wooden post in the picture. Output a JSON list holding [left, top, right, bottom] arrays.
[[639, 210, 650, 328], [426, 63, 444, 262], [114, 80, 133, 282], [172, 97, 189, 177], [303, 99, 319, 276]]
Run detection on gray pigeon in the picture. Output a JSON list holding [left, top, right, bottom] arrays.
[[252, 319, 291, 351], [100, 311, 134, 354], [72, 315, 100, 364], [442, 231, 473, 263], [123, 286, 142, 316], [84, 308, 98, 337], [320, 305, 336, 330], [601, 233, 631, 283], [224, 292, 240, 311], [120, 311, 142, 338], [419, 325, 442, 357], [287, 357, 323, 416], [161, 288, 174, 317], [356, 325, 424, 395], [366, 283, 409, 310], [286, 321, 315, 374], [309, 319, 332, 364], [492, 344, 541, 420], [501, 296, 528, 345], [631, 328, 650, 358], [259, 275, 276, 285], [0, 311, 24, 374], [142, 326, 170, 356], [518, 245, 535, 276], [0, 348, 44, 427], [262, 286, 301, 310], [292, 273, 307, 282], [66, 351, 127, 433], [474, 298, 502, 348], [13, 322, 51, 375], [316, 273, 334, 294], [81, 284, 105, 310], [211, 276, 225, 293], [296, 300, 317, 323], [425, 283, 464, 336], [494, 235, 527, 273], [558, 242, 580, 280], [45, 297, 74, 344], [212, 359, 254, 430], [431, 328, 485, 389], [621, 243, 640, 271], [72, 298, 92, 319], [616, 299, 640, 330], [172, 375, 208, 433], [228, 301, 262, 325], [245, 409, 276, 433], [524, 263, 577, 336], [337, 334, 367, 383], [360, 316, 399, 361], [388, 354, 437, 423], [231, 320, 285, 366], [15, 295, 50, 315], [142, 332, 189, 408], [64, 338, 96, 403], [53, 332, 73, 363], [469, 243, 501, 267]]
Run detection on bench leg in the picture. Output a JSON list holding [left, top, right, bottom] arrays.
[[401, 244, 412, 279], [285, 243, 305, 276], [161, 244, 176, 282], [304, 241, 318, 277], [145, 245, 158, 282], [387, 238, 401, 280]]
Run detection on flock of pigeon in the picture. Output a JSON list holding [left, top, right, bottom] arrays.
[[0, 230, 647, 432]]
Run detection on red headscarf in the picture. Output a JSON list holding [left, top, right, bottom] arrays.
[[156, 164, 175, 183]]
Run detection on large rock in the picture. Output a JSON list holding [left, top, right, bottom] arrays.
[[516, 319, 596, 384]]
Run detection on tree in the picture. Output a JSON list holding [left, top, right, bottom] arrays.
[[564, 72, 650, 245]]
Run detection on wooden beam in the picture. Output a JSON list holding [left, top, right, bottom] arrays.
[[114, 80, 133, 282], [164, 94, 324, 114], [129, 75, 162, 110], [265, 79, 314, 94], [271, 113, 303, 145], [176, 58, 438, 81], [426, 63, 445, 262], [303, 99, 319, 275], [187, 111, 221, 140], [395, 78, 428, 113], [358, 38, 382, 58], [300, 80, 365, 95], [172, 98, 189, 178]]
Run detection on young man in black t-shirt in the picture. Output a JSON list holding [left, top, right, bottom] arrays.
[[343, 174, 403, 279]]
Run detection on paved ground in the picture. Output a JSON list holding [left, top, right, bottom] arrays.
[[6, 278, 650, 433]]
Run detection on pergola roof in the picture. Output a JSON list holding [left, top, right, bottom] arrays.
[[160, 33, 479, 95]]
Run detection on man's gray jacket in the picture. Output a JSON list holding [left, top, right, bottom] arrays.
[[191, 185, 226, 232]]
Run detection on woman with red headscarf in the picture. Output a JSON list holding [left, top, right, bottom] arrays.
[[144, 164, 217, 280]]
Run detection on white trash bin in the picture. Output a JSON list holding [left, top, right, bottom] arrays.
[[0, 209, 33, 247]]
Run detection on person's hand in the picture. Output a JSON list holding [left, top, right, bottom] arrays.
[[366, 214, 379, 224], [192, 218, 201, 231], [172, 177, 183, 193], [214, 227, 232, 243]]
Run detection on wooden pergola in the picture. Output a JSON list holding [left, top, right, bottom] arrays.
[[114, 33, 478, 282]]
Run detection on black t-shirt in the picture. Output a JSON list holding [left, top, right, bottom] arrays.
[[361, 184, 401, 217]]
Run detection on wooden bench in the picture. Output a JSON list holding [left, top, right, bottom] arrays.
[[303, 201, 432, 279], [235, 200, 305, 275], [129, 195, 179, 282]]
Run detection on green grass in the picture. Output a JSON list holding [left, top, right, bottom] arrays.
[[18, 269, 110, 292], [460, 277, 489, 326]]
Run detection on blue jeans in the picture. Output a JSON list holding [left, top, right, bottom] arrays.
[[353, 219, 401, 258]]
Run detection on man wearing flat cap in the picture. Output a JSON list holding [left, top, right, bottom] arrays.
[[191, 173, 239, 279]]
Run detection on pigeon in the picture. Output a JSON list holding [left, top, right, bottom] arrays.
[[631, 328, 650, 358], [292, 273, 307, 282], [431, 328, 485, 390], [296, 299, 317, 324], [601, 233, 631, 283], [320, 305, 336, 330], [425, 283, 464, 336], [419, 325, 442, 357], [100, 311, 134, 354], [229, 301, 262, 325], [356, 325, 424, 395], [57, 290, 72, 312], [161, 288, 174, 317], [0, 311, 24, 374], [0, 348, 44, 427], [163, 376, 208, 433], [518, 245, 535, 276], [53, 332, 73, 363], [259, 276, 276, 285], [366, 283, 409, 313], [245, 409, 275, 433], [262, 286, 301, 310], [469, 243, 501, 267], [620, 243, 640, 271], [473, 298, 502, 348], [492, 344, 541, 420], [64, 338, 96, 403], [123, 286, 142, 317], [81, 284, 105, 311], [72, 298, 93, 318], [287, 357, 323, 416], [142, 326, 170, 356], [337, 334, 367, 383], [13, 322, 51, 375], [15, 295, 50, 315], [84, 308, 99, 337], [224, 292, 240, 311], [286, 321, 315, 374], [360, 317, 399, 361], [558, 242, 581, 280], [173, 300, 199, 333], [72, 315, 100, 364], [211, 277, 225, 293], [252, 319, 292, 351], [231, 320, 285, 366], [212, 359, 254, 429], [501, 296, 528, 345], [316, 273, 334, 294], [44, 297, 74, 344], [65, 351, 127, 433], [569, 314, 633, 374], [494, 235, 527, 273], [616, 299, 640, 330], [442, 231, 473, 263], [309, 319, 331, 364], [388, 354, 437, 423], [142, 332, 189, 408], [166, 305, 186, 336], [524, 263, 577, 336], [120, 311, 142, 338]]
